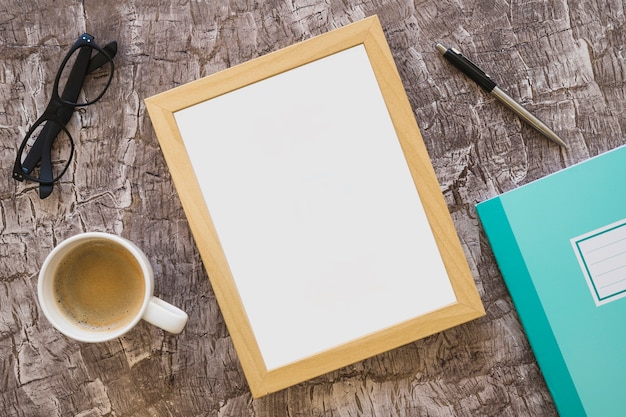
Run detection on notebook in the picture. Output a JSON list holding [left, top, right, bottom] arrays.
[[477, 145, 626, 417]]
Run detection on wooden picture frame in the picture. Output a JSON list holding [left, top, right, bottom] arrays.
[[145, 15, 484, 398]]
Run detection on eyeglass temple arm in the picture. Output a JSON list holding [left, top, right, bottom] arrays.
[[22, 42, 117, 175], [32, 46, 93, 198], [21, 46, 93, 177], [87, 41, 117, 73], [20, 40, 117, 198], [38, 44, 116, 199]]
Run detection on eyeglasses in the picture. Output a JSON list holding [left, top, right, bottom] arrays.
[[12, 33, 117, 199]]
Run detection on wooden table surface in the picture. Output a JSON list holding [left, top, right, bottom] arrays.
[[2, 1, 624, 416]]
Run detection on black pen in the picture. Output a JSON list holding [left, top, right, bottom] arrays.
[[436, 43, 569, 149]]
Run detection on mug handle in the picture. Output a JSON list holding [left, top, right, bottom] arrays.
[[142, 297, 189, 334]]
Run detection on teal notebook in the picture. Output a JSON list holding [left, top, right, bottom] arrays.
[[477, 145, 626, 417]]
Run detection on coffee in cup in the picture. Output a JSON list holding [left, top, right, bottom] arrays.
[[53, 238, 146, 331]]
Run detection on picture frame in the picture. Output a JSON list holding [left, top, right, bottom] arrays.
[[145, 15, 484, 398]]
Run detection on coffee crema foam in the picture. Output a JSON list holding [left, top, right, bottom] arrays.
[[52, 240, 146, 332]]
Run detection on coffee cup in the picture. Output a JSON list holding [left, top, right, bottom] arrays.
[[38, 232, 188, 342]]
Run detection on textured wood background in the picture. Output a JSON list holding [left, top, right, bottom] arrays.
[[1, 0, 625, 415]]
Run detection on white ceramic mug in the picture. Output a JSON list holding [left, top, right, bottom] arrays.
[[38, 232, 188, 342]]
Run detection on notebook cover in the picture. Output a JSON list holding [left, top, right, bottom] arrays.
[[477, 145, 626, 417]]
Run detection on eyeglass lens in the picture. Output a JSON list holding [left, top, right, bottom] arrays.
[[20, 119, 73, 182], [56, 44, 113, 106]]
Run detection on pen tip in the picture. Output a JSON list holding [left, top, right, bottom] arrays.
[[435, 43, 447, 55]]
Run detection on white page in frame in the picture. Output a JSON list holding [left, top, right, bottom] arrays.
[[174, 45, 457, 370]]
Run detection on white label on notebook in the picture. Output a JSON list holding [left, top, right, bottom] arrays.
[[572, 218, 626, 306]]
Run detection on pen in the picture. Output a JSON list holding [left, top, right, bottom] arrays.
[[435, 43, 569, 149]]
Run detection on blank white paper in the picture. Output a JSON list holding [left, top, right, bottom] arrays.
[[174, 45, 457, 370]]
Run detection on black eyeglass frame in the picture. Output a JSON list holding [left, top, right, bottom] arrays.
[[12, 33, 116, 188]]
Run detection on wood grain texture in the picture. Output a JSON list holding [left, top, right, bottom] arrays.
[[1, 0, 624, 415]]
